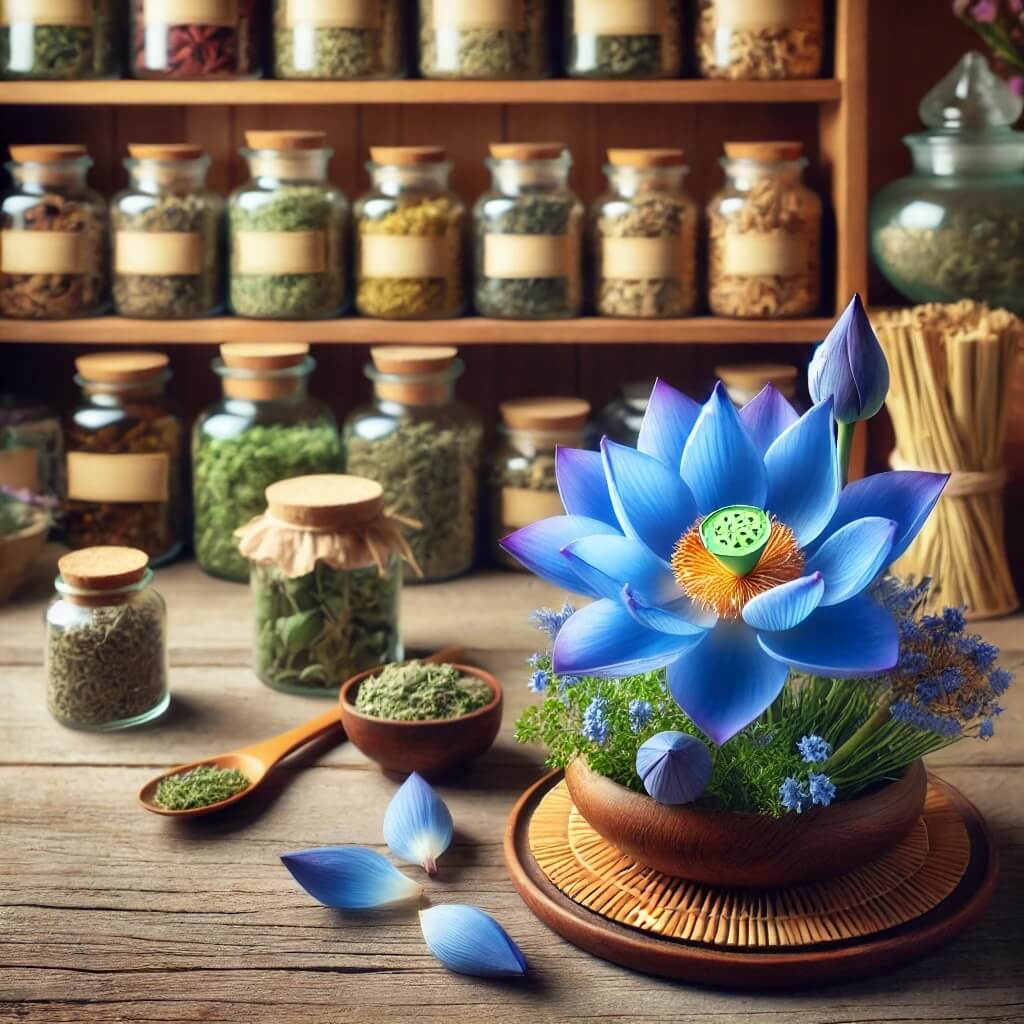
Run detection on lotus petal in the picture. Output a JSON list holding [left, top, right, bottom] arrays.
[[556, 448, 617, 526], [623, 584, 716, 636], [635, 731, 712, 804], [419, 905, 527, 978], [383, 773, 453, 876], [740, 384, 800, 456], [281, 847, 421, 909], [561, 535, 679, 606], [805, 516, 897, 606], [742, 573, 825, 632], [637, 378, 701, 469]]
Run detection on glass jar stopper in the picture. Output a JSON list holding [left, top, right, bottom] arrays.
[[919, 51, 1024, 132]]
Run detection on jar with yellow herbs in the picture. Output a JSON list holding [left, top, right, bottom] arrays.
[[567, 0, 681, 79], [419, 0, 548, 80], [65, 352, 185, 566], [111, 143, 225, 319], [695, 0, 823, 80], [707, 141, 821, 319], [1, 0, 116, 79], [230, 131, 348, 320], [1, 144, 107, 320], [490, 398, 590, 569], [46, 546, 169, 730], [237, 474, 417, 696], [343, 346, 482, 583], [192, 342, 345, 583], [474, 142, 583, 320], [593, 148, 697, 319], [355, 146, 466, 320]]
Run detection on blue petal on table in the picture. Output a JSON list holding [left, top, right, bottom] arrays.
[[383, 772, 453, 876], [419, 904, 527, 978], [281, 847, 422, 909]]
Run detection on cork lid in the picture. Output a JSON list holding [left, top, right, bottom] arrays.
[[716, 363, 799, 393], [489, 142, 565, 161], [500, 397, 591, 431], [370, 346, 457, 376], [220, 342, 309, 371], [608, 148, 685, 168], [369, 145, 447, 166], [245, 130, 327, 151], [723, 141, 805, 161], [58, 546, 149, 591], [266, 475, 385, 531], [128, 143, 205, 161], [75, 351, 169, 383], [9, 143, 87, 163]]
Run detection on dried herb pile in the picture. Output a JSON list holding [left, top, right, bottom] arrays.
[[154, 764, 250, 810], [355, 659, 492, 721], [567, 0, 681, 78], [0, 0, 114, 79]]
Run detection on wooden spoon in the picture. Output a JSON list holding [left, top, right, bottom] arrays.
[[137, 646, 465, 818]]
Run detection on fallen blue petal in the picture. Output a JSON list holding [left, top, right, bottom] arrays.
[[383, 772, 453, 876], [281, 847, 422, 909], [419, 904, 527, 978], [635, 731, 712, 804]]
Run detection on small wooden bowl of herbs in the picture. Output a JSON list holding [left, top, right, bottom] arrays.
[[339, 659, 503, 779]]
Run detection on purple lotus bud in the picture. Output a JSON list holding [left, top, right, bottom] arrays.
[[635, 731, 712, 805], [808, 294, 890, 425]]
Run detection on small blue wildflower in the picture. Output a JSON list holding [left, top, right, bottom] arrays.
[[628, 699, 653, 733], [979, 718, 995, 740], [921, 613, 944, 636], [915, 679, 942, 705], [557, 675, 581, 695], [797, 734, 831, 763], [898, 618, 924, 645], [779, 777, 808, 814], [527, 652, 543, 669], [581, 697, 610, 746], [754, 731, 775, 747], [937, 666, 965, 694], [528, 669, 550, 694], [530, 601, 576, 641], [958, 634, 998, 672], [899, 650, 930, 675], [874, 576, 931, 616], [891, 700, 962, 739], [808, 772, 837, 807], [942, 607, 967, 634], [989, 668, 1013, 696]]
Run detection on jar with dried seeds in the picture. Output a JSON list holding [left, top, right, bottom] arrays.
[[112, 144, 225, 319], [65, 352, 185, 566], [707, 141, 821, 319], [567, 0, 681, 79], [1, 144, 107, 319], [592, 148, 697, 319], [695, 0, 823, 80], [354, 146, 466, 319], [1, 0, 116, 79]]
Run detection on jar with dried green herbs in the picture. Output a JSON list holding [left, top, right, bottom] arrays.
[[46, 546, 169, 730], [474, 143, 583, 320], [592, 148, 697, 319], [1, 144, 107, 320], [597, 379, 655, 447], [237, 474, 415, 695], [0, 395, 64, 497], [1, 0, 116, 79], [343, 346, 482, 583], [489, 398, 590, 570], [418, 0, 547, 80], [273, 0, 403, 79], [111, 143, 225, 319], [192, 343, 345, 583], [354, 146, 466, 320], [65, 352, 185, 565], [567, 0, 681, 79], [230, 131, 348, 320], [707, 141, 821, 319]]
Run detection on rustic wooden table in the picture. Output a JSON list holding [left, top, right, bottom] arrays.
[[2, 551, 1022, 1023]]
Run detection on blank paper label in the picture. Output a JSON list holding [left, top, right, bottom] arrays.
[[234, 231, 326, 275], [361, 235, 447, 279], [68, 452, 170, 504], [484, 235, 572, 279], [0, 447, 39, 492], [143, 0, 238, 25], [574, 0, 659, 35], [602, 237, 678, 280], [1, 230, 86, 275], [285, 0, 379, 28], [115, 232, 202, 276], [713, 0, 802, 30], [0, 0, 92, 25], [501, 488, 565, 529], [722, 231, 804, 277], [433, 0, 522, 30]]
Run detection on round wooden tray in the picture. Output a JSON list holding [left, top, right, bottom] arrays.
[[504, 771, 998, 989]]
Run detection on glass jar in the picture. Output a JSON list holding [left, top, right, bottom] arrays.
[[1, 144, 107, 320], [716, 362, 800, 408], [131, 0, 259, 79], [343, 346, 483, 583], [490, 398, 590, 569], [871, 53, 1024, 316], [0, 394, 64, 497], [65, 352, 185, 565], [567, 0, 680, 79], [597, 379, 655, 447], [707, 140, 821, 319], [1, 0, 116, 79], [111, 143, 225, 319], [46, 546, 169, 730], [192, 342, 345, 583], [419, 0, 548, 80], [592, 148, 697, 319], [229, 131, 348, 320], [274, 0, 403, 79], [474, 143, 583, 320], [354, 146, 466, 319], [695, 0, 823, 80]]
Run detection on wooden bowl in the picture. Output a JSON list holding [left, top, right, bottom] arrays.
[[0, 513, 48, 605], [338, 664, 503, 779], [564, 756, 928, 888]]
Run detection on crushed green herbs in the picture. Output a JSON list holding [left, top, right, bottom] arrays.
[[355, 659, 492, 721], [0, 0, 114, 79], [567, 0, 681, 79], [154, 764, 251, 810]]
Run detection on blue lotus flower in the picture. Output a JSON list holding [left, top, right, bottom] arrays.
[[501, 376, 948, 744]]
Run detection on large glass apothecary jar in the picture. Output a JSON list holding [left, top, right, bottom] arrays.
[[46, 546, 169, 730], [490, 397, 590, 570], [192, 342, 345, 583], [131, 0, 260, 79], [1, 144, 107, 320], [567, 0, 681, 79], [274, 0, 403, 79], [474, 142, 583, 320], [695, 0, 823, 80], [237, 474, 413, 695], [229, 130, 348, 320], [716, 362, 800, 409], [0, 394, 64, 497], [111, 143, 225, 319], [597, 379, 655, 447], [419, 0, 548, 80], [344, 346, 483, 583], [355, 146, 466, 320], [871, 53, 1024, 316], [593, 147, 697, 319], [707, 140, 821, 319], [65, 352, 185, 565], [0, 0, 116, 79]]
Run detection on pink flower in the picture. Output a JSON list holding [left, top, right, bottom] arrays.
[[1010, 0, 1023, 13], [971, 0, 999, 20], [1010, 74, 1024, 96]]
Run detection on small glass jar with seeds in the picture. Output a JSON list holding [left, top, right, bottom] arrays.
[[474, 142, 583, 320], [567, 0, 681, 79], [489, 398, 590, 570], [1, 0, 116, 79], [46, 546, 169, 730], [111, 143, 225, 319], [343, 346, 483, 583], [592, 147, 697, 319], [0, 394, 64, 498], [354, 146, 466, 320]]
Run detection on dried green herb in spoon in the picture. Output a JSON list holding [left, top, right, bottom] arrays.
[[356, 660, 492, 721], [154, 764, 251, 811]]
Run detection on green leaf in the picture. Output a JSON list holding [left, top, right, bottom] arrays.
[[277, 610, 324, 654]]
